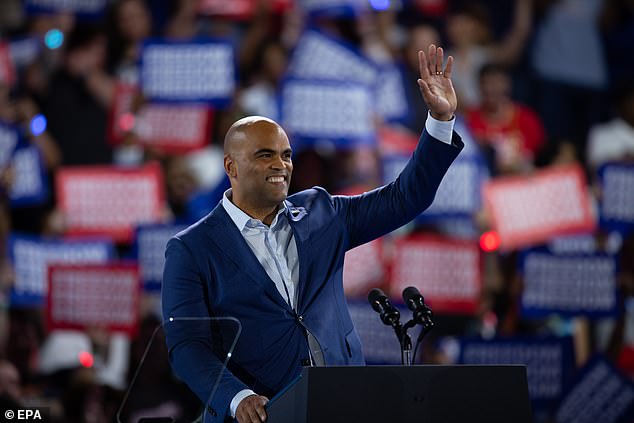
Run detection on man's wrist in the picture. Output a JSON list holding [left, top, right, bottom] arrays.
[[230, 389, 257, 417], [430, 111, 454, 121]]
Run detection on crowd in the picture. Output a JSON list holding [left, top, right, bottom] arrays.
[[0, 0, 633, 422]]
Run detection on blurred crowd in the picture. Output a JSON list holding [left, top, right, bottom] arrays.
[[0, 0, 633, 422]]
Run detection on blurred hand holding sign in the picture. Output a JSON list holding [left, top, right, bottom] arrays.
[[47, 263, 140, 336], [56, 163, 165, 243], [483, 165, 595, 250]]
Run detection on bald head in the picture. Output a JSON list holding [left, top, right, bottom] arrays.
[[224, 116, 286, 156]]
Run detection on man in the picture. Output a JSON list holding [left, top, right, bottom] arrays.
[[162, 45, 463, 423]]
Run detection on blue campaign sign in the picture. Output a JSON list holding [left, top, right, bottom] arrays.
[[0, 121, 19, 169], [9, 233, 115, 306], [554, 355, 634, 423], [280, 79, 375, 149], [519, 246, 618, 319], [9, 144, 49, 207], [134, 223, 188, 290], [458, 337, 576, 407], [598, 163, 634, 235], [298, 0, 369, 18], [347, 300, 424, 365], [287, 30, 377, 86], [24, 0, 107, 17], [140, 38, 235, 106], [375, 64, 408, 124]]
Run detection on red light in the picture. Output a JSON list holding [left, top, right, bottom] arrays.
[[118, 113, 135, 132], [78, 351, 94, 368], [480, 231, 500, 252]]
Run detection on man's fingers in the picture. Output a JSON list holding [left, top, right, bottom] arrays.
[[436, 47, 444, 73], [444, 55, 454, 79], [418, 50, 430, 79], [417, 79, 434, 104], [428, 44, 436, 74]]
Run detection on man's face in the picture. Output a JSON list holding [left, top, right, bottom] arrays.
[[227, 123, 293, 209]]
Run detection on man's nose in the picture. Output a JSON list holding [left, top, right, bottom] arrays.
[[271, 155, 286, 169]]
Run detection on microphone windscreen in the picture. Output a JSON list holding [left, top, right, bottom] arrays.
[[368, 288, 386, 305], [402, 286, 422, 304]]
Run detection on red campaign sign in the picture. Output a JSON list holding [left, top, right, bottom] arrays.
[[56, 163, 165, 243], [135, 104, 212, 153], [47, 263, 140, 336], [483, 165, 595, 250], [197, 0, 292, 19], [343, 239, 385, 298], [0, 42, 16, 88], [389, 235, 481, 315], [107, 83, 138, 145]]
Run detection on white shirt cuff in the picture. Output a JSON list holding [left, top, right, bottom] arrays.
[[230, 389, 257, 418], [425, 112, 455, 145]]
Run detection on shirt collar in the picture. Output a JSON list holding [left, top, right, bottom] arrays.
[[222, 189, 287, 231]]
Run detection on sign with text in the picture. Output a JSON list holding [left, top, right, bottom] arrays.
[[598, 163, 634, 235], [9, 233, 114, 306], [24, 0, 107, 16], [288, 30, 377, 86], [134, 224, 187, 289], [459, 337, 575, 406], [343, 239, 384, 298], [555, 356, 634, 423], [483, 165, 595, 250], [9, 144, 49, 207], [0, 42, 16, 88], [389, 235, 481, 315], [520, 247, 618, 318], [281, 79, 375, 149], [140, 39, 235, 106], [375, 65, 408, 123], [47, 263, 140, 335], [56, 163, 165, 242]]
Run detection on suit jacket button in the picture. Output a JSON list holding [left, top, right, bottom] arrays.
[[206, 405, 217, 417]]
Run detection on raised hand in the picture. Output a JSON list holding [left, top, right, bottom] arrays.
[[417, 44, 457, 121]]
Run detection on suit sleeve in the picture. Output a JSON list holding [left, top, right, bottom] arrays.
[[161, 237, 248, 422], [332, 129, 463, 250]]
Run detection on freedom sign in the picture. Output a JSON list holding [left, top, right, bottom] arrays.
[[483, 165, 595, 250], [519, 247, 618, 318], [134, 224, 187, 289], [56, 163, 165, 242], [47, 263, 140, 335], [9, 144, 49, 207], [0, 42, 16, 88], [389, 235, 481, 315], [598, 163, 634, 235], [459, 337, 576, 406], [9, 233, 114, 306], [555, 356, 634, 423], [24, 0, 107, 16], [140, 39, 235, 106], [288, 30, 377, 86], [280, 79, 375, 149]]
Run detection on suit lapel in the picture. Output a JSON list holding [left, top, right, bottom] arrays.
[[203, 204, 293, 311], [285, 200, 310, 312]]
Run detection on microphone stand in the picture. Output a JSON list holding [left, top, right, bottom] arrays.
[[397, 315, 434, 366]]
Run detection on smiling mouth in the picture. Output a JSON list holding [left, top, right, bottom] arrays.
[[266, 175, 287, 184]]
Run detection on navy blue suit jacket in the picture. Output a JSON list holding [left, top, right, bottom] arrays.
[[161, 129, 463, 422]]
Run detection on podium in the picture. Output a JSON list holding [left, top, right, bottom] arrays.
[[266, 365, 532, 423]]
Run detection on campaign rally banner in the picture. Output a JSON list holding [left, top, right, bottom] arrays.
[[459, 337, 576, 406], [197, 0, 291, 18], [287, 30, 377, 86], [0, 122, 19, 168], [134, 104, 212, 153], [134, 223, 187, 289], [375, 65, 408, 123], [389, 235, 481, 315], [107, 83, 138, 145], [47, 263, 140, 335], [347, 300, 424, 364], [9, 144, 49, 207], [140, 39, 235, 106], [554, 356, 634, 423], [598, 163, 634, 235], [483, 165, 595, 250], [9, 233, 114, 306], [520, 247, 618, 318], [56, 163, 165, 243], [280, 79, 375, 149], [0, 41, 16, 88], [343, 239, 384, 298], [24, 0, 107, 16]]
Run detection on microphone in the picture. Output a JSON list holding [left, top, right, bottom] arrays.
[[402, 286, 433, 327], [368, 288, 400, 327]]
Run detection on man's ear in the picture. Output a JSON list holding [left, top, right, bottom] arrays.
[[224, 155, 237, 178]]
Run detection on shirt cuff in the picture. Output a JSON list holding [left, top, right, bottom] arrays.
[[425, 112, 455, 145], [230, 389, 257, 418]]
